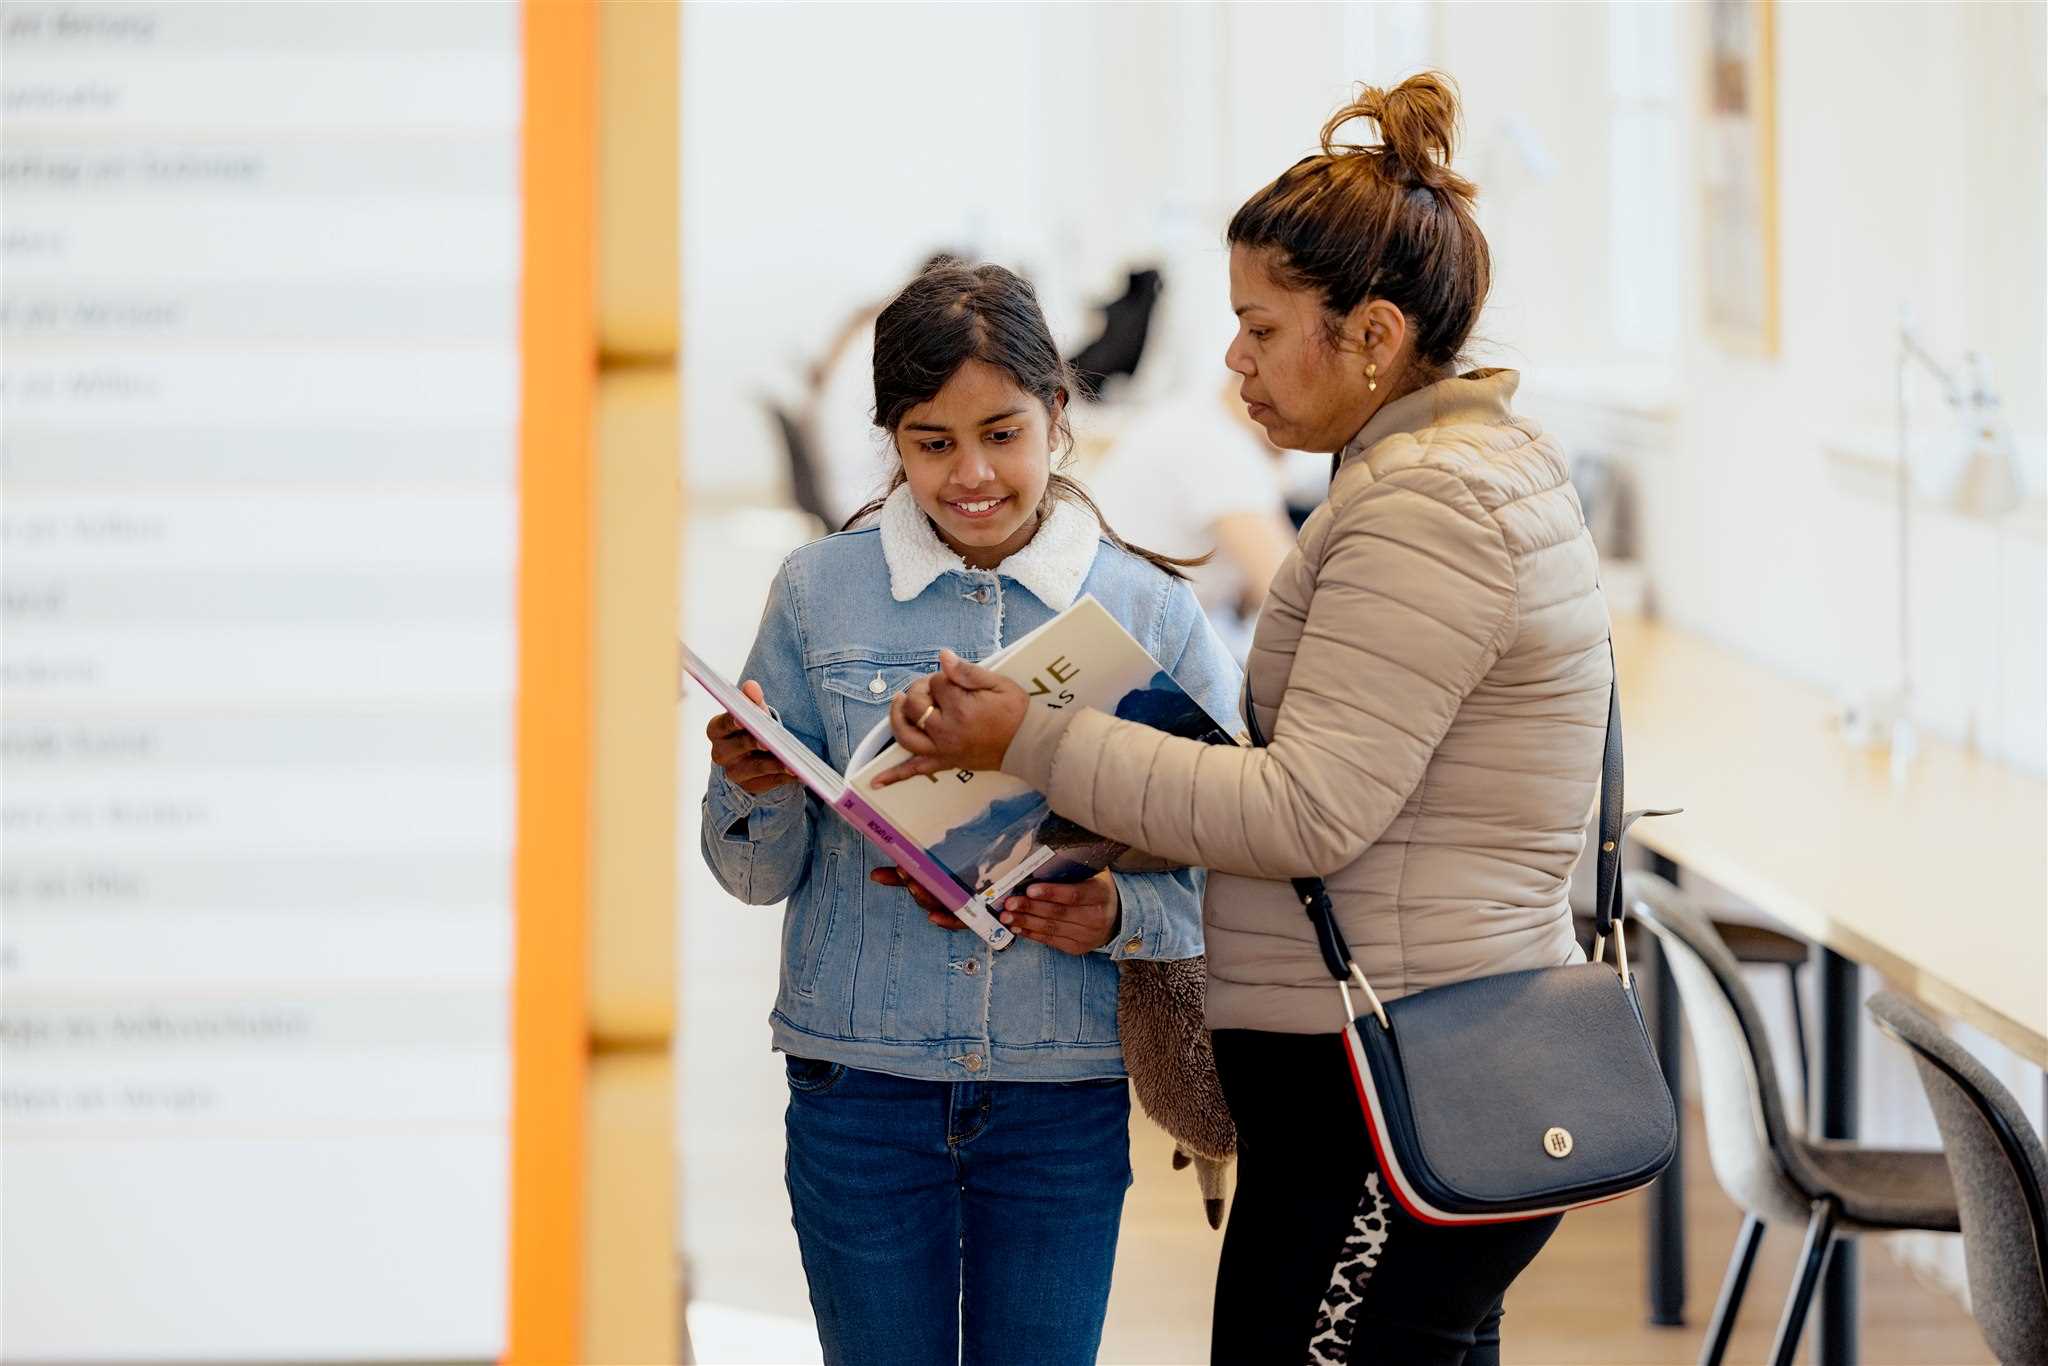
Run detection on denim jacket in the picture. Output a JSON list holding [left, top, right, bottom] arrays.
[[701, 486, 1243, 1082]]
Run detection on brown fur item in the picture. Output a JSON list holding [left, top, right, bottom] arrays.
[[1116, 955, 1237, 1228]]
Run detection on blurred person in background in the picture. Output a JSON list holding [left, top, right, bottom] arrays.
[[701, 261, 1241, 1366], [1065, 265, 1166, 401], [1080, 375, 1297, 660], [878, 74, 1611, 1365]]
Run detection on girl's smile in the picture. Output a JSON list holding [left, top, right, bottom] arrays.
[[895, 359, 1057, 568]]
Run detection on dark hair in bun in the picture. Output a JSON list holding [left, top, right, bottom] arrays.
[[1228, 71, 1490, 376]]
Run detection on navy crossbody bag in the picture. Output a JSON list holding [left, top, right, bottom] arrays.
[[1243, 645, 1680, 1223]]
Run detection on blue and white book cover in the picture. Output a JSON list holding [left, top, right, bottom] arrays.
[[846, 595, 1237, 903]]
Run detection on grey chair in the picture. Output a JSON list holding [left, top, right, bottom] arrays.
[[1575, 908, 1814, 1107], [759, 396, 834, 532], [1868, 991, 2048, 1365], [1631, 874, 1961, 1366]]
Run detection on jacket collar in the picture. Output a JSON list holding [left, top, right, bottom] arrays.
[[1336, 367, 1521, 473], [879, 483, 1101, 610]]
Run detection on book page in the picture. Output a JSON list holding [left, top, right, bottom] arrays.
[[844, 596, 1229, 898], [840, 602, 1067, 777], [845, 711, 898, 777]]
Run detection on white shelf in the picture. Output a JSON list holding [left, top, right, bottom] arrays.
[[1823, 434, 2047, 541]]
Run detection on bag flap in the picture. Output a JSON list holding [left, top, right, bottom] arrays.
[[1368, 963, 1677, 1205]]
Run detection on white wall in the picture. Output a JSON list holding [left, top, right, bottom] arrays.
[[682, 3, 1050, 500], [1408, 1, 2046, 773], [680, 1, 1433, 502], [1637, 0, 2046, 773], [1440, 1, 1631, 368]]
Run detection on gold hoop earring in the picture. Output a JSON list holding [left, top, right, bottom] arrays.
[[1366, 362, 1379, 393]]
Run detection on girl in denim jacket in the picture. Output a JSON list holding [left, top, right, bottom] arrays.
[[701, 262, 1240, 1365]]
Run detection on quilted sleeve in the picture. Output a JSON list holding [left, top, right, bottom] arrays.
[[1001, 465, 1517, 879]]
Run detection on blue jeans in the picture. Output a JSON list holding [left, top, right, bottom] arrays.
[[782, 1056, 1132, 1366]]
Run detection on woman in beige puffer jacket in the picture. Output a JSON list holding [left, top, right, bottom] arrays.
[[881, 73, 1606, 1365]]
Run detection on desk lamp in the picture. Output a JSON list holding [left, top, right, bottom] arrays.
[[1882, 320, 2025, 767]]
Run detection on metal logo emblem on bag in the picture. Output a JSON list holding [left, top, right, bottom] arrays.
[[1543, 1127, 1574, 1158]]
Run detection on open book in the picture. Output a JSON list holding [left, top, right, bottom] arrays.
[[686, 594, 1236, 949]]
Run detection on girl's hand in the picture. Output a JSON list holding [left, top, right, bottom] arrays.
[[869, 866, 968, 931], [876, 650, 1029, 786], [706, 680, 800, 795], [999, 871, 1121, 955]]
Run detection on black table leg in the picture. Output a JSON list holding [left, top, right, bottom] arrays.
[[1646, 852, 1685, 1326], [1814, 947, 1861, 1365]]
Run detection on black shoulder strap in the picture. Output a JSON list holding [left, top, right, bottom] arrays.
[[1244, 639, 1645, 985], [1594, 640, 1626, 939]]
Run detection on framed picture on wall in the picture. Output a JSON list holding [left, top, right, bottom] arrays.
[[1702, 0, 1779, 355]]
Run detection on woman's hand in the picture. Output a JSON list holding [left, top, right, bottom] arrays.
[[999, 871, 1121, 955], [706, 680, 800, 795], [875, 650, 1030, 786]]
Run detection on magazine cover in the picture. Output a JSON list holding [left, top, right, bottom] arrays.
[[686, 594, 1236, 947], [845, 595, 1236, 904], [682, 642, 1017, 947]]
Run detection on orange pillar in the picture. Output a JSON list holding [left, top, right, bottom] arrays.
[[584, 0, 683, 1356], [509, 1, 598, 1361], [509, 2, 680, 1359]]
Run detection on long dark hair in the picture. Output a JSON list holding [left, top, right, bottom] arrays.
[[1227, 72, 1490, 381], [841, 260, 1205, 581]]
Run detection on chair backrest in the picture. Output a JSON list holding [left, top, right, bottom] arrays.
[[1067, 267, 1163, 399], [1868, 990, 2048, 1362], [1630, 873, 1817, 1226], [760, 397, 832, 530]]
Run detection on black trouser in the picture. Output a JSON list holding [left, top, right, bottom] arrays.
[[1210, 1029, 1564, 1365]]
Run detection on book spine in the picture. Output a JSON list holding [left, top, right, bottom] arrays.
[[832, 789, 1015, 951]]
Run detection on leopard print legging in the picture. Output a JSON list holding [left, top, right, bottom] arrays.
[[1210, 1029, 1563, 1366]]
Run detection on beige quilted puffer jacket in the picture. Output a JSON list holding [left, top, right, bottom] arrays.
[[1003, 369, 1609, 1034]]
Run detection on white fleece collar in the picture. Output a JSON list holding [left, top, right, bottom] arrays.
[[879, 483, 1101, 610]]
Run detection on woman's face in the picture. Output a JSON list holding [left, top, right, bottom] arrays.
[[1225, 244, 1379, 454], [895, 359, 1057, 569]]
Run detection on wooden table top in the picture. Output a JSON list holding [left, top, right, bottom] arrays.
[[1612, 614, 2048, 1067]]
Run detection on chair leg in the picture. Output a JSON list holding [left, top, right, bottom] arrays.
[[1769, 1199, 1839, 1366], [1699, 1213, 1766, 1366], [1786, 962, 1812, 1118]]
